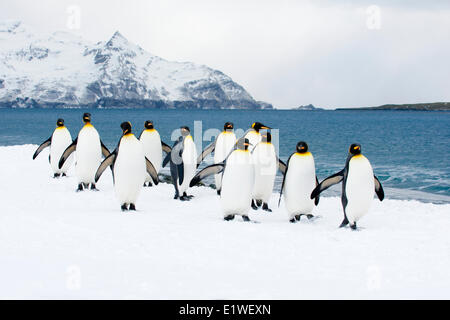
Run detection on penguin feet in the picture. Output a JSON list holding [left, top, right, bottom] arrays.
[[256, 200, 263, 208], [307, 214, 315, 220], [183, 192, 194, 199], [251, 200, 258, 210], [62, 173, 67, 177], [242, 215, 251, 222], [224, 215, 235, 221], [180, 193, 194, 201], [76, 184, 84, 192], [144, 182, 153, 187], [350, 223, 357, 230], [90, 183, 99, 191], [290, 218, 297, 223], [339, 217, 350, 228], [295, 215, 301, 221], [129, 204, 136, 211], [262, 203, 272, 213], [217, 190, 221, 196], [121, 204, 129, 212], [53, 173, 61, 179]]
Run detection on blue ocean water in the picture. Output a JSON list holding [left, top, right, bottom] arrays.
[[1, 108, 449, 203]]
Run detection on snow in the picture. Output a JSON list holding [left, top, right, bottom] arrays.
[[1, 144, 450, 299]]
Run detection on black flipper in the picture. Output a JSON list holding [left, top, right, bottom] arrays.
[[278, 154, 293, 207], [33, 137, 52, 160], [177, 162, 184, 186], [162, 152, 171, 168], [277, 157, 287, 174], [145, 157, 159, 185], [170, 161, 181, 198], [196, 141, 216, 168], [100, 141, 111, 158], [314, 176, 320, 206], [189, 163, 225, 187], [374, 175, 384, 201], [95, 151, 117, 183], [310, 170, 344, 199], [58, 138, 78, 169], [161, 141, 172, 154]]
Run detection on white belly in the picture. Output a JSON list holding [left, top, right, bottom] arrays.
[[75, 125, 102, 184], [213, 132, 236, 191], [178, 137, 198, 194], [140, 130, 163, 182], [345, 155, 375, 223], [283, 154, 317, 219], [252, 143, 276, 202], [245, 131, 261, 152], [114, 135, 146, 204], [220, 151, 254, 216], [50, 127, 73, 174]]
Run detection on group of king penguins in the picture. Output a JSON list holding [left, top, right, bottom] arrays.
[[33, 114, 384, 230]]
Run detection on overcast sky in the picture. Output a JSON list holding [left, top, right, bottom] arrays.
[[1, 0, 449, 109]]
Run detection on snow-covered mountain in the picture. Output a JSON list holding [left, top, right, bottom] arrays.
[[0, 20, 271, 109]]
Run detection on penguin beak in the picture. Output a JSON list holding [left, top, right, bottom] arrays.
[[261, 125, 271, 130]]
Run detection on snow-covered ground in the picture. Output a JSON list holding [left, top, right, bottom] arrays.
[[1, 145, 449, 299]]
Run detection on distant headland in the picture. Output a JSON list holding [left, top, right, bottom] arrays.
[[336, 102, 450, 111]]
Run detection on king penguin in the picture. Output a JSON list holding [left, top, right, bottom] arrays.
[[95, 122, 159, 212], [190, 138, 255, 222], [139, 121, 172, 187], [33, 118, 73, 178], [279, 142, 320, 223], [58, 113, 111, 191], [244, 122, 271, 152], [163, 126, 198, 201], [311, 143, 385, 230], [196, 122, 237, 195], [251, 132, 286, 212]]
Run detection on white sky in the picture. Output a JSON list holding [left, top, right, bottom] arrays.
[[1, 0, 450, 109]]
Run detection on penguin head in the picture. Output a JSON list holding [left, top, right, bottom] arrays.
[[261, 132, 272, 143], [236, 138, 252, 151], [56, 119, 65, 127], [296, 141, 309, 154], [145, 121, 154, 130], [224, 122, 234, 132], [180, 126, 191, 137], [121, 122, 132, 135], [349, 143, 362, 155], [252, 122, 271, 133], [83, 113, 91, 123]]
